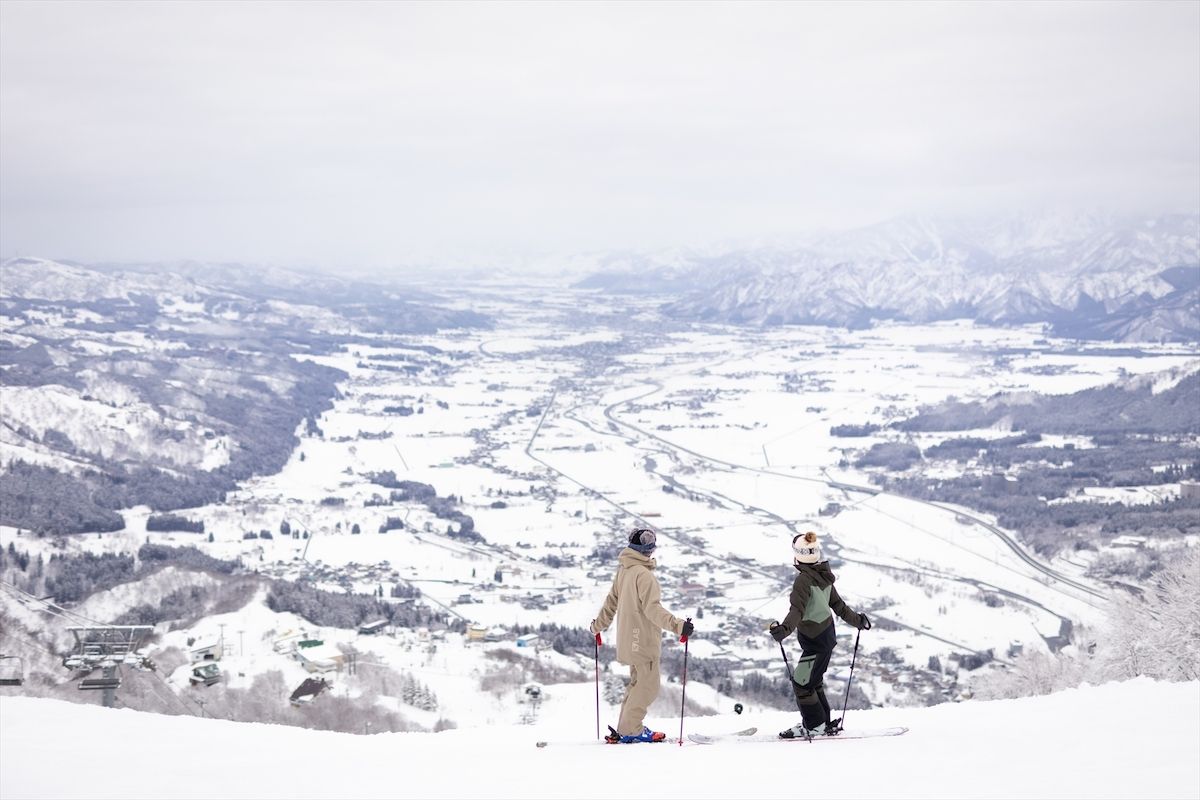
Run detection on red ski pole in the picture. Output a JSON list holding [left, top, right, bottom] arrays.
[[594, 632, 602, 740], [678, 618, 691, 746]]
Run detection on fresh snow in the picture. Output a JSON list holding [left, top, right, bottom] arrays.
[[2, 678, 1197, 799]]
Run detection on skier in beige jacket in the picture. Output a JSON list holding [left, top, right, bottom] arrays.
[[590, 528, 694, 744]]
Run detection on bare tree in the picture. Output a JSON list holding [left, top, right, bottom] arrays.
[[1100, 546, 1200, 683]]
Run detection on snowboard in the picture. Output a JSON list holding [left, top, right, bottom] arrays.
[[689, 726, 907, 745]]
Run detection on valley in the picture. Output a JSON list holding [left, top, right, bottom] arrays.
[[3, 268, 1195, 733]]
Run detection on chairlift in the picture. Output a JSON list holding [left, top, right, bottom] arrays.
[[0, 655, 24, 687]]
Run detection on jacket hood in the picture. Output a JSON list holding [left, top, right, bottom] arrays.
[[618, 547, 657, 570], [795, 560, 835, 584]]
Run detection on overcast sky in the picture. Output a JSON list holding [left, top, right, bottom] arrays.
[[1, 1, 1197, 269]]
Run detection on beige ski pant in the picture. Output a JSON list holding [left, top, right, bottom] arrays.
[[617, 656, 661, 735]]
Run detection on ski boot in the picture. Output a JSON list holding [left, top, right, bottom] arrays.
[[779, 721, 826, 740], [612, 725, 667, 743]]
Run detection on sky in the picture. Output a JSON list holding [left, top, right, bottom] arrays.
[[1, 1, 1198, 270]]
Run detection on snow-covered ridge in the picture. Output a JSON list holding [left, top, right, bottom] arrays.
[[0, 257, 205, 304], [2, 678, 1197, 799], [573, 213, 1200, 341]]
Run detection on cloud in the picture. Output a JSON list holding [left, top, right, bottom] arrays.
[[1, 1, 1197, 267]]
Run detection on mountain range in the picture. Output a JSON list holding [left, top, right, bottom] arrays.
[[576, 213, 1199, 341]]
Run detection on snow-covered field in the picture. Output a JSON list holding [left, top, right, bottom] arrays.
[[2, 678, 1197, 800], [6, 284, 1198, 720]]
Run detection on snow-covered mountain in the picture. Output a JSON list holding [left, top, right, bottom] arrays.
[[575, 213, 1200, 341], [0, 257, 490, 534], [2, 679, 1197, 799], [1, 257, 488, 333]]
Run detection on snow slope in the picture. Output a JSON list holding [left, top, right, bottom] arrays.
[[2, 678, 1197, 800]]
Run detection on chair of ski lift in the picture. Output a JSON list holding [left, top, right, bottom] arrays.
[[0, 655, 24, 687], [78, 659, 122, 691]]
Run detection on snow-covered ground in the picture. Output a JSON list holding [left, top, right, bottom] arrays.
[[3, 678, 1197, 799], [4, 281, 1197, 742], [5, 287, 1197, 720]]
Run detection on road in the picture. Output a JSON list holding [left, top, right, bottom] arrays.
[[523, 371, 1113, 658]]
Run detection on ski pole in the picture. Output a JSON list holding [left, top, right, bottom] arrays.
[[774, 628, 812, 742], [768, 622, 795, 683], [594, 632, 602, 740], [840, 627, 862, 725], [678, 618, 691, 746], [777, 639, 795, 683]]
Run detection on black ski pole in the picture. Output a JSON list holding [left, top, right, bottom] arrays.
[[594, 632, 602, 740], [777, 639, 794, 683], [777, 637, 811, 742], [840, 627, 863, 726], [678, 618, 691, 746]]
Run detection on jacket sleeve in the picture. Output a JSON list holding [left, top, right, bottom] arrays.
[[829, 585, 863, 628], [592, 572, 620, 633], [637, 570, 683, 636], [779, 573, 810, 634]]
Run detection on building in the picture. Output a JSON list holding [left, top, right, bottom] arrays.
[[1110, 535, 1146, 549], [273, 631, 307, 655], [983, 473, 1019, 494], [516, 633, 540, 648], [189, 663, 221, 686], [289, 677, 329, 706], [297, 643, 345, 673], [189, 639, 222, 663], [358, 619, 389, 636], [1180, 480, 1200, 500]]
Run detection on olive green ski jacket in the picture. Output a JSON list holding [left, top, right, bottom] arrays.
[[778, 561, 864, 639]]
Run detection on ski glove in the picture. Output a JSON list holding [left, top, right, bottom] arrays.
[[857, 614, 872, 631], [680, 620, 695, 639], [769, 622, 790, 642]]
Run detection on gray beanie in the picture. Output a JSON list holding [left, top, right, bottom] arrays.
[[629, 528, 657, 555]]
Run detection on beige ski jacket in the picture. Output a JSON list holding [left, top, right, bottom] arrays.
[[591, 548, 685, 664]]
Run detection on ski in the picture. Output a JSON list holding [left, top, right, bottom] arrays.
[[689, 726, 907, 745], [683, 727, 759, 744], [534, 737, 668, 748], [537, 727, 757, 748]]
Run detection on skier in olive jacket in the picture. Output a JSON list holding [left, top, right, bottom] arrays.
[[770, 531, 871, 738], [590, 528, 693, 744]]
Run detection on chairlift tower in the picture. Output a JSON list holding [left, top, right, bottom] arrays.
[[62, 626, 154, 708]]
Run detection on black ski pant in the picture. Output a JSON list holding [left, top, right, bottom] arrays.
[[791, 622, 836, 729]]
